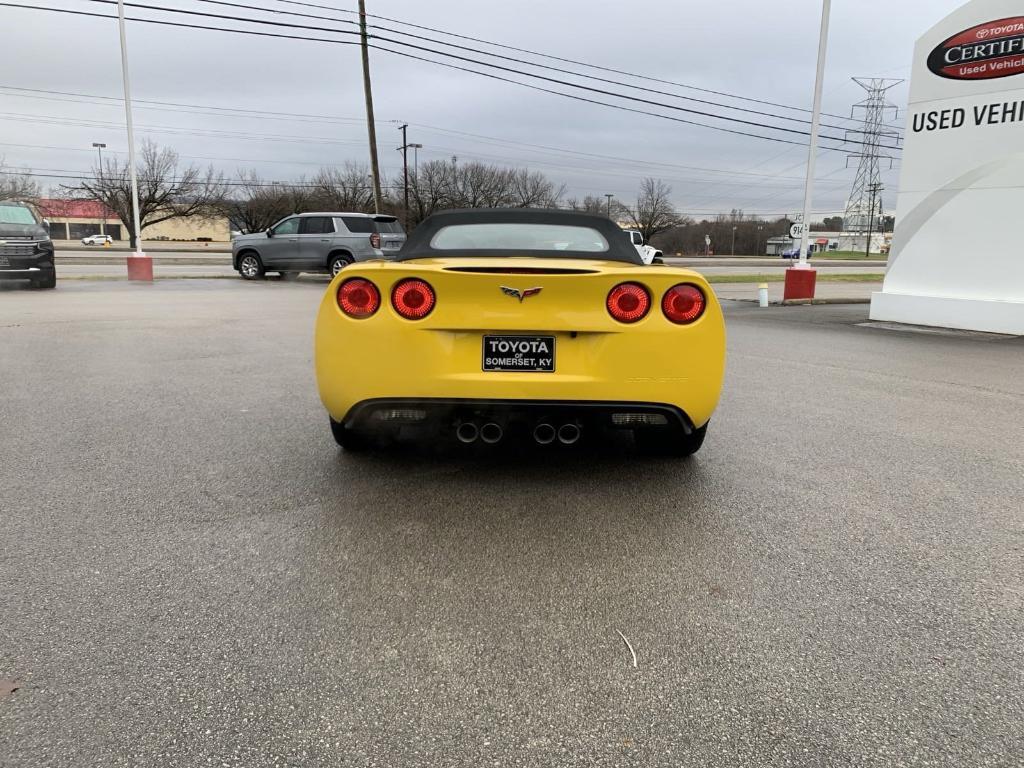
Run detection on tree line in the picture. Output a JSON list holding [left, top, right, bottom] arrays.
[[2, 142, 879, 253]]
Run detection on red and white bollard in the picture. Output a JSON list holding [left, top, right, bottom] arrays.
[[126, 251, 153, 282], [783, 264, 816, 301]]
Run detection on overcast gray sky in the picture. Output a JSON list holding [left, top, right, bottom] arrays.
[[0, 0, 965, 218]]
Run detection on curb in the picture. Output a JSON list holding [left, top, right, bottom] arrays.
[[780, 298, 872, 305]]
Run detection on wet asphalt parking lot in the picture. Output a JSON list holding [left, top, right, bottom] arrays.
[[1, 278, 1022, 766]]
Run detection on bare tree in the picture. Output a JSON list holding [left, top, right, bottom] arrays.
[[0, 156, 40, 202], [567, 194, 624, 219], [447, 161, 515, 208], [219, 171, 311, 234], [509, 169, 564, 208], [407, 159, 453, 226], [623, 178, 679, 240], [309, 162, 376, 212], [70, 140, 227, 248]]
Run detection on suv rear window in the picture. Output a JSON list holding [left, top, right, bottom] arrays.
[[339, 217, 374, 234], [374, 219, 404, 234]]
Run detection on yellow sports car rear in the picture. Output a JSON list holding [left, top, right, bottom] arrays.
[[315, 209, 725, 456]]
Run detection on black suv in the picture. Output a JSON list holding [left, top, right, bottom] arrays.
[[0, 202, 56, 289]]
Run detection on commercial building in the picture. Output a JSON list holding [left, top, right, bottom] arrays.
[[36, 198, 230, 243]]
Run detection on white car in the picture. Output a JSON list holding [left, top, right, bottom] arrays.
[[81, 234, 113, 246], [625, 230, 663, 265]]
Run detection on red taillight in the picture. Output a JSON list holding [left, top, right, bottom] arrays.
[[662, 283, 706, 324], [391, 278, 436, 320], [606, 282, 650, 323], [337, 278, 380, 318], [369, 232, 381, 249]]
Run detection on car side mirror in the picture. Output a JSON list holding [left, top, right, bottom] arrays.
[[265, 228, 273, 238]]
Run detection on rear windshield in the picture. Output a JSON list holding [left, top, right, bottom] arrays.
[[339, 216, 374, 234], [375, 219, 405, 234], [430, 223, 608, 253], [0, 204, 38, 226]]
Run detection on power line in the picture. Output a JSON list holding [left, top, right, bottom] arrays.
[[123, 0, 904, 148], [62, 0, 901, 152], [0, 84, 853, 183], [262, 0, 892, 130], [0, 168, 407, 189], [194, 0, 866, 135]]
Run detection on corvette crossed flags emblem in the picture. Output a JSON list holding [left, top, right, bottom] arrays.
[[500, 286, 543, 302]]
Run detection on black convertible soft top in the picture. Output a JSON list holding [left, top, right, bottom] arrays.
[[397, 208, 643, 265]]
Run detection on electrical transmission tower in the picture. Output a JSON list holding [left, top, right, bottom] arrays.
[[842, 78, 902, 251]]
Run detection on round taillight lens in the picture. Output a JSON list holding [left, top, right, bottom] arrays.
[[391, 278, 436, 320], [337, 278, 380, 318], [662, 283, 706, 324], [606, 282, 650, 323]]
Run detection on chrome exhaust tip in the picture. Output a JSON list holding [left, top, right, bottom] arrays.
[[557, 423, 581, 445], [533, 422, 556, 445], [456, 421, 479, 444], [480, 422, 503, 444]]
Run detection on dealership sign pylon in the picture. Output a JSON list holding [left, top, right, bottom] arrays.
[[870, 0, 1024, 334]]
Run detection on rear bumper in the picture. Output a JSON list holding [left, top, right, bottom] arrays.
[[342, 397, 696, 434]]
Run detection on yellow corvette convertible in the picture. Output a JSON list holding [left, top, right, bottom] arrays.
[[314, 209, 725, 456]]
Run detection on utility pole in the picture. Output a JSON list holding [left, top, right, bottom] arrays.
[[358, 0, 383, 213], [92, 142, 106, 237], [604, 193, 614, 218], [865, 182, 882, 259], [398, 123, 409, 228], [731, 225, 737, 256], [756, 224, 764, 256]]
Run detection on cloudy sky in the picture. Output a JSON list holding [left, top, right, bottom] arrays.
[[1, 0, 965, 218]]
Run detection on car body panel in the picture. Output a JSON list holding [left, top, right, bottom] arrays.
[[314, 256, 726, 431]]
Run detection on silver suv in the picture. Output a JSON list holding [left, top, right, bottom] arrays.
[[232, 212, 406, 280]]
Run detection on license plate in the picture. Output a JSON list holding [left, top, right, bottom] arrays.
[[0, 257, 9, 267], [482, 335, 555, 372]]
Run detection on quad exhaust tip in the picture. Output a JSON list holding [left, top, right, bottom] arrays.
[[533, 422, 556, 445], [456, 421, 479, 444], [480, 422, 503, 444], [557, 423, 581, 445]]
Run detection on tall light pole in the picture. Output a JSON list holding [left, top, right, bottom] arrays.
[[92, 142, 106, 237], [116, 0, 150, 280], [408, 143, 422, 178], [796, 0, 831, 271], [731, 225, 737, 256], [783, 0, 831, 302], [358, 0, 383, 213], [605, 193, 614, 218]]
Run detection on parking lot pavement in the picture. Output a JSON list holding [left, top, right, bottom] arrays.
[[1, 280, 1022, 766]]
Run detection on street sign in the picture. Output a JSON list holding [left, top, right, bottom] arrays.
[[704, 235, 711, 246], [789, 223, 804, 239]]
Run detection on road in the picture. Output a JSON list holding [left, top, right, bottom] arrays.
[[53, 253, 887, 281], [2, 279, 1022, 766]]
